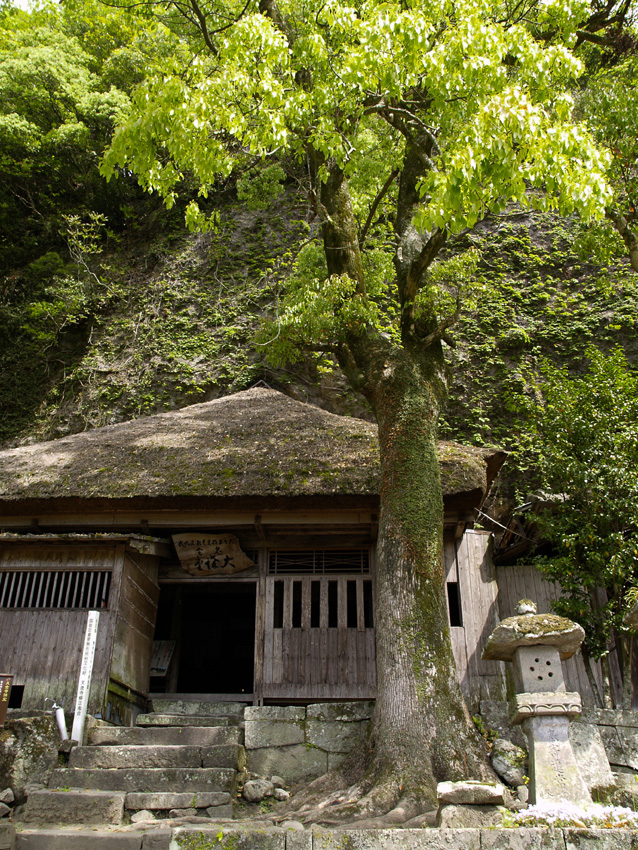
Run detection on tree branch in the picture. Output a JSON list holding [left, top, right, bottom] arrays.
[[366, 102, 441, 168], [574, 30, 615, 47], [607, 208, 638, 272], [189, 0, 218, 54], [336, 342, 368, 392], [407, 227, 448, 290], [359, 169, 399, 249], [419, 299, 462, 349], [258, 0, 289, 36], [300, 343, 339, 353]]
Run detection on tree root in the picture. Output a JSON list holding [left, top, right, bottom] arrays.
[[269, 716, 495, 827], [273, 746, 437, 826]]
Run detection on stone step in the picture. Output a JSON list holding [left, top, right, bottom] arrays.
[[0, 822, 14, 850], [203, 744, 245, 769], [15, 829, 148, 850], [149, 699, 247, 717], [69, 743, 244, 771], [21, 789, 125, 826], [124, 791, 231, 811], [136, 714, 241, 728], [49, 766, 236, 793], [69, 745, 203, 770], [88, 724, 242, 747]]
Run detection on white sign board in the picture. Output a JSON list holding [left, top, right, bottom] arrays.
[[71, 611, 100, 743], [151, 640, 176, 676]]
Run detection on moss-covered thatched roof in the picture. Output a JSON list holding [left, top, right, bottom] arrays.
[[0, 388, 503, 509]]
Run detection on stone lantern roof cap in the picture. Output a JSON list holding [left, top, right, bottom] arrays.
[[482, 612, 585, 661]]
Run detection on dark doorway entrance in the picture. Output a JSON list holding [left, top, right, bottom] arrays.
[[153, 582, 256, 696]]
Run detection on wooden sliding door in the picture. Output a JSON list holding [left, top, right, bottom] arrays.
[[262, 562, 376, 699]]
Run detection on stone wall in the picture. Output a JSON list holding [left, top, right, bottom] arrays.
[[585, 709, 638, 772], [244, 702, 373, 785], [164, 825, 638, 849]]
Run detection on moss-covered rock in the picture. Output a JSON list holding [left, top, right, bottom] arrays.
[[0, 714, 59, 803], [482, 613, 585, 661]]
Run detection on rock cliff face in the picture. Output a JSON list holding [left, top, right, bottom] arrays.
[[2, 188, 637, 467]]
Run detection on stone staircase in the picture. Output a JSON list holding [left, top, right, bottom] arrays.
[[19, 700, 247, 837]]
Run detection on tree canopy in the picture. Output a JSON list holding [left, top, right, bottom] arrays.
[[0, 0, 175, 439], [98, 0, 632, 818], [579, 50, 638, 270], [103, 0, 614, 256]]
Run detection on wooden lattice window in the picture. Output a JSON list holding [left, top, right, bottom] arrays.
[[0, 569, 112, 609], [268, 549, 370, 574]]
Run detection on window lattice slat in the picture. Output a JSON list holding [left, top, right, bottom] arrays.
[[268, 550, 370, 575], [0, 570, 112, 610]]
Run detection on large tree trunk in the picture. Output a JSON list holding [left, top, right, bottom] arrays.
[[283, 160, 492, 823], [286, 344, 493, 823], [365, 346, 493, 808]]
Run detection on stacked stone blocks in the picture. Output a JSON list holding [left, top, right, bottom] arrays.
[[245, 702, 373, 784]]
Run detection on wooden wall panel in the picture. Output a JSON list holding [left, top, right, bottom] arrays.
[[110, 552, 160, 699], [444, 531, 505, 711], [0, 609, 112, 712], [495, 564, 622, 707], [262, 575, 376, 700], [0, 546, 118, 570], [0, 544, 124, 713]]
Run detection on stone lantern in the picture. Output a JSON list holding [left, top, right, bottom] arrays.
[[482, 600, 591, 806]]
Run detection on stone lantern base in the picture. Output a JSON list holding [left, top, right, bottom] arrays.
[[522, 714, 591, 805]]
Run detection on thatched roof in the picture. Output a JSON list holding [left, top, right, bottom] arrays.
[[0, 388, 503, 510]]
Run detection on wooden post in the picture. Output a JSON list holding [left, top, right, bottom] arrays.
[[71, 611, 100, 743]]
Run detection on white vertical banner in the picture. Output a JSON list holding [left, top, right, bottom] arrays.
[[71, 610, 100, 743]]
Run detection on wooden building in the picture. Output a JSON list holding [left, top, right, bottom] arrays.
[[0, 387, 505, 723]]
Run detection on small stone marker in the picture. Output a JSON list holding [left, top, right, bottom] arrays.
[[436, 781, 505, 828], [71, 611, 100, 744], [436, 780, 504, 805], [482, 599, 591, 806]]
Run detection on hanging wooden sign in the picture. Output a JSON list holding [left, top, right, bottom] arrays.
[[172, 533, 253, 576], [0, 674, 13, 729]]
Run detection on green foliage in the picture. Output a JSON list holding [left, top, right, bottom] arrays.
[[236, 164, 286, 211], [512, 348, 638, 660], [176, 830, 226, 849], [0, 5, 134, 267], [0, 0, 184, 442], [417, 248, 481, 323], [101, 0, 614, 369], [257, 249, 393, 366], [439, 213, 638, 447], [472, 714, 498, 746], [578, 52, 638, 216], [105, 0, 609, 230]]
